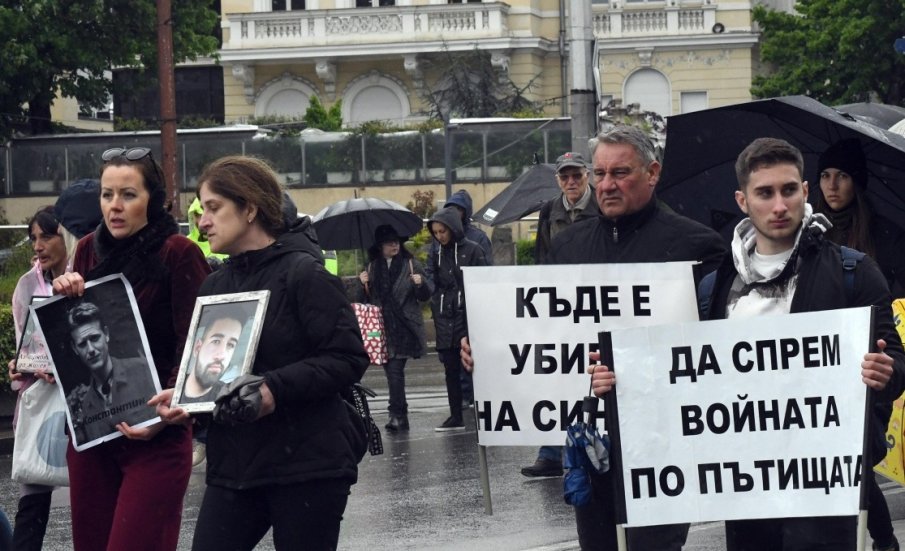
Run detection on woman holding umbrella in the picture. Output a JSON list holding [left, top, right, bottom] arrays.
[[357, 224, 432, 432], [816, 138, 905, 551]]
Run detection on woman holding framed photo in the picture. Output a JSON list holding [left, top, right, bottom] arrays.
[[52, 147, 210, 550], [154, 156, 369, 550]]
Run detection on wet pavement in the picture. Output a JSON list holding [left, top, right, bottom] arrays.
[[2, 353, 905, 549]]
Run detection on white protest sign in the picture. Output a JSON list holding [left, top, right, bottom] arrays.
[[611, 307, 872, 526], [462, 263, 700, 446]]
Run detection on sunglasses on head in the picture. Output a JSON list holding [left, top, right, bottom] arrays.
[[101, 147, 153, 162]]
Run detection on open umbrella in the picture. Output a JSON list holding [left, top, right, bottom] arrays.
[[312, 197, 424, 250], [658, 95, 905, 242], [835, 102, 905, 130], [472, 163, 557, 226]]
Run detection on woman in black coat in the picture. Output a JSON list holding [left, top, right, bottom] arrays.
[[427, 206, 487, 431], [358, 224, 432, 431], [154, 156, 369, 551]]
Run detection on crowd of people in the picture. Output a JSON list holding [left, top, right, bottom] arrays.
[[3, 124, 904, 551]]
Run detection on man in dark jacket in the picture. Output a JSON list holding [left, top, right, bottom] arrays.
[[700, 138, 903, 550], [463, 126, 726, 550], [534, 151, 602, 265], [522, 151, 602, 478]]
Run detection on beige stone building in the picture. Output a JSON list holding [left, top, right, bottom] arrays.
[[218, 0, 759, 125]]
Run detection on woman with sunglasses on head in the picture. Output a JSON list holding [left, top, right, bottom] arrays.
[[52, 147, 211, 551], [153, 156, 368, 551]]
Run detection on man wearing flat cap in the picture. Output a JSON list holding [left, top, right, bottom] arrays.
[[534, 152, 602, 266]]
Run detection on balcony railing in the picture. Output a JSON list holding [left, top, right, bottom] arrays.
[[223, 3, 510, 49], [593, 2, 717, 38]]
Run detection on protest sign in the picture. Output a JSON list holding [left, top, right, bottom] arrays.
[[609, 307, 872, 526], [462, 262, 700, 446]]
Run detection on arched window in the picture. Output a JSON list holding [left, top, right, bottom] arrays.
[[342, 72, 411, 126], [254, 74, 319, 119], [624, 68, 671, 117]]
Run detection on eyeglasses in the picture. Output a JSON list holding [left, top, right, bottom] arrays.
[[101, 147, 153, 162], [557, 171, 586, 182]]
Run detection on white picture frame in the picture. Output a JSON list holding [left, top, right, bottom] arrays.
[[171, 291, 270, 414], [32, 274, 162, 451]]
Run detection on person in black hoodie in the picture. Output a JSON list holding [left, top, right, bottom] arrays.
[[152, 156, 369, 551], [428, 206, 487, 431]]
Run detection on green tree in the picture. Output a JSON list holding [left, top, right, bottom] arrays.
[[752, 0, 905, 105], [304, 96, 343, 131], [0, 1, 219, 138]]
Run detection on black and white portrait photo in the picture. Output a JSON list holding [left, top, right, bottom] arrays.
[[172, 291, 269, 414], [32, 274, 161, 450]]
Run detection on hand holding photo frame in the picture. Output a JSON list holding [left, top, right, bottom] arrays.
[[171, 291, 270, 414], [31, 274, 162, 451]]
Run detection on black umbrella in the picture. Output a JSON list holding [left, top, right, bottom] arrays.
[[312, 197, 424, 250], [472, 163, 557, 226], [835, 102, 905, 130], [658, 95, 905, 243]]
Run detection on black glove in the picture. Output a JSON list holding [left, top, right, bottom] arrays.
[[213, 374, 266, 426]]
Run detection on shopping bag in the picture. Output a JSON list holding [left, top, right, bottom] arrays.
[[12, 379, 69, 486], [353, 303, 388, 365]]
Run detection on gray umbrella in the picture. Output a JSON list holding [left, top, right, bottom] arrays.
[[312, 197, 424, 251], [835, 102, 905, 130]]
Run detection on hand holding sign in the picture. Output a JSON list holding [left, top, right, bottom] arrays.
[[588, 351, 616, 397]]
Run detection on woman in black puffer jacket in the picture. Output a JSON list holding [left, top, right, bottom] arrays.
[[155, 156, 369, 551], [427, 206, 487, 432]]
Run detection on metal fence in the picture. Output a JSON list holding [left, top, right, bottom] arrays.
[[0, 118, 573, 195]]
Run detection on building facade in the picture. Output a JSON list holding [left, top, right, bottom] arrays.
[[218, 0, 759, 125]]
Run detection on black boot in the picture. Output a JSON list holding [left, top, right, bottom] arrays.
[[385, 415, 409, 432], [13, 492, 53, 551]]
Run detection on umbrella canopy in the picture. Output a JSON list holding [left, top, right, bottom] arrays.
[[834, 102, 905, 130], [472, 163, 558, 226], [658, 95, 905, 243], [312, 197, 424, 250]]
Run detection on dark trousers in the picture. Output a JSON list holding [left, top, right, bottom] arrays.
[[725, 515, 856, 551], [67, 425, 192, 551], [383, 358, 408, 417], [575, 470, 689, 551], [869, 474, 896, 546], [439, 350, 463, 421], [12, 491, 52, 551], [191, 478, 352, 551]]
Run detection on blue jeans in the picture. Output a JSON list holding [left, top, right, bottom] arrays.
[[0, 506, 13, 551], [383, 358, 408, 417]]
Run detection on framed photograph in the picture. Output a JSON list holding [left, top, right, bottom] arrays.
[[31, 274, 162, 451], [13, 295, 52, 373], [171, 291, 270, 414]]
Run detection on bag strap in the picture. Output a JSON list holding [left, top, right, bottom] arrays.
[[840, 245, 865, 306]]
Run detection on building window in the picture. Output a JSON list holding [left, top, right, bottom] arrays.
[[272, 0, 305, 10], [356, 0, 395, 6], [680, 91, 708, 114], [624, 68, 671, 117], [447, 0, 482, 4]]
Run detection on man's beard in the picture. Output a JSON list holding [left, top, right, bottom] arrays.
[[196, 362, 223, 388]]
